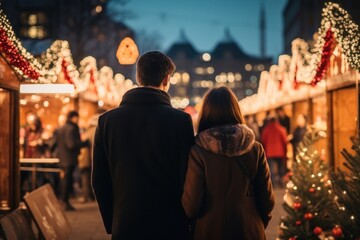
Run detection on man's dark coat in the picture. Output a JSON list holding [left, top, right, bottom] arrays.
[[92, 87, 194, 240]]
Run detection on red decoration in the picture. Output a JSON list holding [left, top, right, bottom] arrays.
[[289, 237, 297, 240], [295, 220, 301, 226], [311, 28, 334, 86], [304, 212, 314, 220], [89, 68, 98, 95], [313, 226, 322, 235], [332, 226, 343, 238], [0, 28, 40, 79], [293, 202, 302, 210], [61, 59, 74, 84], [293, 64, 299, 89], [309, 187, 316, 193]]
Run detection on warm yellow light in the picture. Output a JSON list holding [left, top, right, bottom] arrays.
[[245, 64, 252, 71], [182, 72, 190, 83], [116, 37, 139, 65], [202, 53, 211, 61], [95, 5, 103, 13], [20, 84, 75, 94], [170, 77, 178, 84]]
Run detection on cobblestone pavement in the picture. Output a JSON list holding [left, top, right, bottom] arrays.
[[66, 188, 285, 240]]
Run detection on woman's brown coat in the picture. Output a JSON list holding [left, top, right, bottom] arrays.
[[182, 124, 275, 240]]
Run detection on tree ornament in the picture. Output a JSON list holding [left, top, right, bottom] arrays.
[[293, 202, 301, 210], [289, 237, 297, 240], [313, 226, 322, 235], [332, 226, 343, 238], [309, 187, 316, 193], [295, 220, 301, 226], [304, 212, 314, 220]]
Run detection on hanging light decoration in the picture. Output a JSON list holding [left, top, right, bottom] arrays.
[[116, 37, 139, 65], [0, 9, 42, 80]]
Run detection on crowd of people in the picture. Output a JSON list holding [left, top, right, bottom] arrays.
[[20, 110, 102, 210], [21, 51, 309, 240], [245, 109, 308, 188]]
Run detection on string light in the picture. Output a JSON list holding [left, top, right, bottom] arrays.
[[0, 9, 42, 80], [39, 40, 79, 84], [319, 2, 360, 71], [239, 2, 359, 114]]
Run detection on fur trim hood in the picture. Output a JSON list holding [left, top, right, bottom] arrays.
[[196, 124, 255, 157]]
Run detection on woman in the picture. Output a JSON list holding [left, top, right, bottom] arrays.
[[289, 114, 307, 159], [182, 86, 275, 240]]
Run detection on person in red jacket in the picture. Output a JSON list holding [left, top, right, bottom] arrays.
[[261, 114, 287, 188]]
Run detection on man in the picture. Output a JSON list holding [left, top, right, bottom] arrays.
[[261, 114, 287, 188], [56, 111, 89, 211], [276, 107, 291, 134], [92, 51, 194, 240]]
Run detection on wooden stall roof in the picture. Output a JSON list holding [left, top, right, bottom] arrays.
[[0, 54, 22, 90]]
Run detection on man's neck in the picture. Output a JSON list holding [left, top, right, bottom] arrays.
[[141, 85, 165, 91]]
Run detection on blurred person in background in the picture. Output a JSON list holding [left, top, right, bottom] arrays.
[[276, 107, 290, 135], [245, 114, 260, 141], [20, 113, 45, 196], [261, 113, 288, 188], [56, 111, 89, 211], [289, 114, 308, 160]]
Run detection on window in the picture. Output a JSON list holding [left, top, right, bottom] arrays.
[[20, 12, 50, 39]]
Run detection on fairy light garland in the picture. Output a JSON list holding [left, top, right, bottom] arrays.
[[315, 2, 360, 72], [39, 40, 79, 84], [0, 9, 42, 80]]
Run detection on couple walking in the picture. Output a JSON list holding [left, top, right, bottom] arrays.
[[92, 51, 275, 240]]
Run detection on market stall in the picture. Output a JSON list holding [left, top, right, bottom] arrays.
[[240, 3, 359, 169], [0, 9, 42, 212]]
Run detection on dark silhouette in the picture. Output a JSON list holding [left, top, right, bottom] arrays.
[[289, 114, 308, 159], [56, 111, 89, 211], [276, 107, 291, 134], [92, 51, 194, 240]]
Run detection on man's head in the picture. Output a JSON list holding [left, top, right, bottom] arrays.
[[67, 110, 79, 124], [136, 51, 176, 91]]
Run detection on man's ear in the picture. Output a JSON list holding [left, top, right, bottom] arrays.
[[162, 75, 170, 87], [135, 74, 141, 86]]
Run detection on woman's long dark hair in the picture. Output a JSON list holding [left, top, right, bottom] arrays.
[[197, 86, 245, 133]]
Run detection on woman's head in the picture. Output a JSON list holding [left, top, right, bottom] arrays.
[[197, 86, 245, 133]]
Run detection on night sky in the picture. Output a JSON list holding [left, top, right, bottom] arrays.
[[110, 0, 288, 60]]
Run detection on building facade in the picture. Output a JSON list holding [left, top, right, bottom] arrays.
[[167, 30, 272, 108], [2, 0, 135, 78]]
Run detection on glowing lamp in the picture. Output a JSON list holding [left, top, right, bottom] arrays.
[[116, 37, 139, 65]]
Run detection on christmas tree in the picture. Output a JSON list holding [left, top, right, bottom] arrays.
[[329, 136, 360, 239], [279, 129, 333, 240]]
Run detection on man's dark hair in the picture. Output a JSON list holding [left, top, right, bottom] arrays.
[[136, 51, 176, 87], [67, 110, 79, 121]]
